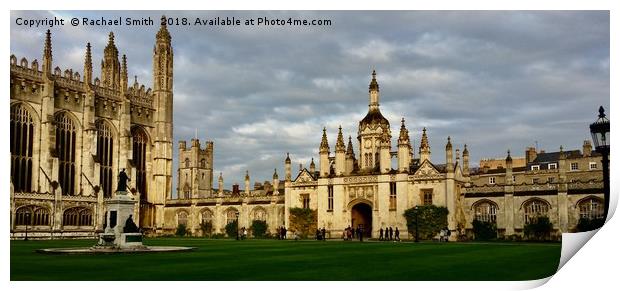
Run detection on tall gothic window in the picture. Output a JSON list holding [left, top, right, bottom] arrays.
[[423, 189, 433, 205], [15, 206, 50, 226], [10, 104, 34, 193], [132, 127, 148, 201], [62, 207, 93, 227], [524, 199, 550, 224], [201, 210, 213, 224], [328, 185, 334, 211], [302, 194, 310, 209], [578, 198, 604, 219], [253, 207, 266, 221], [97, 121, 114, 198], [177, 211, 188, 226], [389, 182, 397, 210], [226, 209, 238, 224], [55, 113, 76, 196], [473, 201, 498, 223]]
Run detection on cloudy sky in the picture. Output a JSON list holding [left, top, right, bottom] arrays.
[[10, 11, 609, 195]]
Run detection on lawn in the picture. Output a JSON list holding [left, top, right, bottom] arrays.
[[10, 238, 561, 281]]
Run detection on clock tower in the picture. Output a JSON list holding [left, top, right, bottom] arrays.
[[358, 70, 391, 172]]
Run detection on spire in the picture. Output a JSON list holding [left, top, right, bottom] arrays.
[[245, 170, 250, 180], [120, 54, 128, 91], [368, 70, 380, 111], [156, 15, 172, 43], [419, 127, 431, 161], [420, 128, 430, 150], [346, 136, 354, 157], [310, 157, 316, 168], [559, 145, 566, 159], [320, 127, 329, 153], [463, 144, 469, 155], [336, 125, 346, 152], [446, 136, 453, 151], [84, 42, 92, 84], [101, 32, 120, 89], [43, 29, 52, 76], [506, 149, 513, 162], [399, 118, 410, 144], [369, 69, 379, 91], [285, 152, 291, 163], [273, 168, 278, 179]]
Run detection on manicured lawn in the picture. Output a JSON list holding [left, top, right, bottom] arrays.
[[10, 238, 560, 281]]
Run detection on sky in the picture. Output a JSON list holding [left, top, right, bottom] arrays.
[[10, 11, 610, 196]]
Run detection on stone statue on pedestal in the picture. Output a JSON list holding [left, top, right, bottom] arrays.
[[117, 168, 131, 192]]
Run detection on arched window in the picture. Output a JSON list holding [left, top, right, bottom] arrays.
[[185, 158, 190, 168], [226, 209, 238, 224], [55, 113, 77, 196], [200, 159, 206, 168], [473, 201, 498, 223], [201, 210, 213, 224], [578, 197, 604, 219], [15, 206, 50, 226], [177, 211, 188, 226], [63, 207, 93, 227], [524, 199, 550, 224], [132, 127, 148, 201], [10, 104, 34, 192], [96, 120, 114, 198], [253, 207, 266, 221]]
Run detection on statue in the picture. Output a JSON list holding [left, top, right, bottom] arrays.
[[123, 215, 139, 233], [117, 168, 131, 192]]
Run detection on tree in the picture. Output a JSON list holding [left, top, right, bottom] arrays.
[[524, 216, 554, 241], [225, 220, 238, 238], [403, 205, 448, 240], [472, 219, 497, 241], [250, 220, 268, 238], [200, 221, 213, 237], [175, 224, 188, 237], [289, 207, 317, 239], [575, 217, 605, 232]]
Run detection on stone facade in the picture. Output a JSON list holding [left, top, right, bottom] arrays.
[[10, 18, 174, 238]]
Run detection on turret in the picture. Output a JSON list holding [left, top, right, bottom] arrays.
[[397, 118, 411, 172], [245, 170, 250, 195], [335, 126, 346, 176], [505, 150, 513, 185], [319, 127, 330, 177], [101, 32, 121, 90], [42, 29, 52, 78], [455, 148, 460, 165], [83, 42, 92, 85], [445, 137, 454, 173], [369, 69, 380, 111], [310, 158, 316, 174], [380, 130, 391, 174], [462, 144, 470, 176], [272, 169, 279, 195], [120, 54, 128, 93], [419, 128, 431, 162], [345, 136, 355, 174], [285, 153, 291, 181], [218, 172, 223, 195]]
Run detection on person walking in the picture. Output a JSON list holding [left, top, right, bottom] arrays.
[[321, 227, 326, 241], [395, 227, 400, 241], [389, 226, 393, 241], [379, 228, 384, 241], [357, 226, 363, 242]]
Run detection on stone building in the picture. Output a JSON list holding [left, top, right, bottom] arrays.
[[163, 138, 285, 236], [10, 19, 174, 238]]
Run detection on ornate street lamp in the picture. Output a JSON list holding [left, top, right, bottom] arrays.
[[590, 106, 610, 219], [414, 206, 419, 243], [235, 211, 240, 241]]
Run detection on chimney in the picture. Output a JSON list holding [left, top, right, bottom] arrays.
[[583, 140, 592, 157], [525, 147, 537, 164]]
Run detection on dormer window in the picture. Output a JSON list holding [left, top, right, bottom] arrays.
[[531, 165, 540, 171]]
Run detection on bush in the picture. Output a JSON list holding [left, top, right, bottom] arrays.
[[250, 220, 268, 238], [175, 224, 188, 237], [524, 216, 553, 241], [200, 221, 213, 237], [289, 207, 317, 239], [403, 205, 448, 240], [472, 219, 497, 241], [225, 221, 238, 238], [575, 217, 605, 232]]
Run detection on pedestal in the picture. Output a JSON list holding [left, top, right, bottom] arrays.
[[98, 191, 144, 248]]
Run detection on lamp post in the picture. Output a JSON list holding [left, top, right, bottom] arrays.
[[414, 206, 419, 243], [589, 106, 610, 219], [235, 211, 240, 241]]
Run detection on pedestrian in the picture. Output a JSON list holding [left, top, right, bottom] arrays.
[[357, 227, 363, 242], [316, 229, 321, 240], [379, 228, 384, 241], [447, 228, 451, 241], [389, 226, 393, 241], [321, 227, 326, 241], [283, 227, 287, 239], [243, 227, 247, 240], [395, 227, 400, 241]]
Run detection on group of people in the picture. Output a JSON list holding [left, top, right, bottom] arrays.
[[277, 226, 287, 240], [439, 227, 451, 242], [379, 226, 400, 241], [342, 225, 367, 241], [315, 227, 327, 240], [238, 227, 248, 240]]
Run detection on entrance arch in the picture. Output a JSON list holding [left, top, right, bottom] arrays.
[[351, 202, 372, 238]]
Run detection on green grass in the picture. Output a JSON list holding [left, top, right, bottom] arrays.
[[10, 238, 560, 281]]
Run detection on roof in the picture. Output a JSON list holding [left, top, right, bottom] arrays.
[[359, 109, 390, 128]]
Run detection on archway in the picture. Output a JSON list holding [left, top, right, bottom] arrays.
[[351, 202, 372, 237]]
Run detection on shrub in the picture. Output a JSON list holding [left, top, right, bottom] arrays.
[[175, 224, 188, 237], [199, 221, 213, 237], [575, 217, 605, 232], [289, 207, 317, 239], [250, 220, 268, 238], [403, 205, 448, 240], [524, 216, 553, 241], [472, 219, 497, 241], [225, 221, 238, 238]]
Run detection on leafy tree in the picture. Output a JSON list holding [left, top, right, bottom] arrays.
[[175, 224, 188, 237], [225, 220, 238, 238], [250, 220, 268, 238], [200, 221, 213, 237], [403, 205, 448, 240], [289, 207, 317, 239], [575, 217, 605, 232], [524, 216, 554, 241], [472, 219, 497, 241]]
